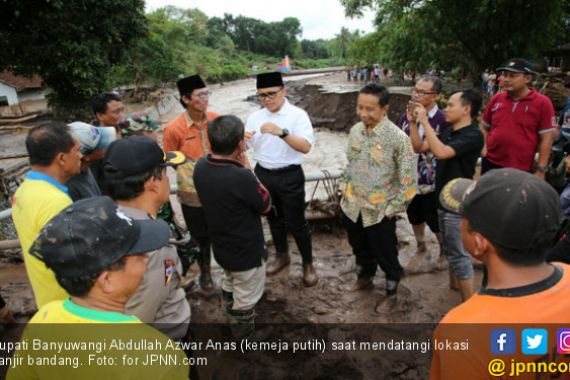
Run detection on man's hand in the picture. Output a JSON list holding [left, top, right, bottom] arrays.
[[565, 155, 570, 173], [236, 151, 252, 170], [406, 103, 417, 123], [244, 131, 256, 142], [413, 103, 428, 124], [260, 122, 282, 136], [534, 171, 546, 180]]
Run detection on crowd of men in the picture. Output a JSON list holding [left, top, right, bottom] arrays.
[[4, 57, 570, 378]]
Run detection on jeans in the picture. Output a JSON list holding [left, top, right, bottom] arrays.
[[438, 209, 474, 280]]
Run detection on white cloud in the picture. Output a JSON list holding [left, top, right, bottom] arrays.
[[145, 0, 376, 40]]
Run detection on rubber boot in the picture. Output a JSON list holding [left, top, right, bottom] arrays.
[[221, 290, 233, 312], [227, 308, 255, 339], [293, 231, 318, 287], [266, 225, 290, 275], [197, 245, 214, 292]]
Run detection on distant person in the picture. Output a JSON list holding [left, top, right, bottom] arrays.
[[91, 92, 126, 134], [481, 58, 556, 179], [245, 72, 318, 287], [398, 76, 450, 261], [194, 115, 272, 333], [409, 89, 484, 301], [103, 136, 190, 341], [486, 70, 496, 96], [340, 84, 416, 296], [90, 92, 126, 188], [66, 122, 116, 201], [430, 169, 570, 379], [7, 197, 188, 379], [12, 122, 82, 308]]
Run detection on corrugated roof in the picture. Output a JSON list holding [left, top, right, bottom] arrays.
[[0, 71, 43, 91]]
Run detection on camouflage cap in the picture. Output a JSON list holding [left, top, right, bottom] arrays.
[[119, 112, 161, 137], [29, 196, 170, 278]]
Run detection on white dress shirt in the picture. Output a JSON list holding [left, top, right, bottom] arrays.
[[245, 99, 314, 169]]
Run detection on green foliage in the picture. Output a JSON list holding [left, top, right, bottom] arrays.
[[343, 0, 570, 81], [218, 14, 302, 57], [0, 0, 147, 118]]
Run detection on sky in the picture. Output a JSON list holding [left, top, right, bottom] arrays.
[[145, 0, 376, 40]]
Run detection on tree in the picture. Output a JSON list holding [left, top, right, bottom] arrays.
[[333, 27, 360, 59], [341, 0, 569, 81], [0, 0, 147, 118]]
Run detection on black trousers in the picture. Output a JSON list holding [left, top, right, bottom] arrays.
[[254, 164, 312, 263], [181, 204, 211, 248], [481, 157, 505, 175], [342, 212, 403, 282]]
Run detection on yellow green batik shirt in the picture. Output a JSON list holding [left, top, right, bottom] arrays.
[[340, 117, 416, 227]]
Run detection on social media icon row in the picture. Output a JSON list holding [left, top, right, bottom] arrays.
[[491, 329, 570, 355]]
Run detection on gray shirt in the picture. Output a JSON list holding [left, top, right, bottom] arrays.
[[66, 170, 101, 201], [121, 205, 191, 340]]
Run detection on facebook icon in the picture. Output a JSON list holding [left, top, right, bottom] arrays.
[[491, 329, 516, 354]]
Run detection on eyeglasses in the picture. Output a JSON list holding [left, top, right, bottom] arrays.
[[194, 91, 211, 100], [412, 88, 437, 96], [257, 89, 282, 100]]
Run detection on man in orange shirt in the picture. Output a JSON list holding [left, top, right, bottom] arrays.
[[164, 75, 220, 292], [430, 169, 570, 379]]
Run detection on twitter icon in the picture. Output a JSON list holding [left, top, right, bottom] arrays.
[[522, 329, 548, 355]]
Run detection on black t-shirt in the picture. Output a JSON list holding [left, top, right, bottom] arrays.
[[193, 156, 271, 272], [435, 123, 484, 208]]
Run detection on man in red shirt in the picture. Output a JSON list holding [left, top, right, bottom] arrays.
[[480, 58, 556, 179], [164, 75, 220, 292]]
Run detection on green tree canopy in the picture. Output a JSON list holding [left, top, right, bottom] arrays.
[[341, 0, 570, 79], [0, 0, 147, 118]]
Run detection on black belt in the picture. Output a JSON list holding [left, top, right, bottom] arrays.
[[257, 164, 301, 173]]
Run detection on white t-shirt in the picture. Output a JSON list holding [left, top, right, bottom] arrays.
[[245, 99, 314, 169]]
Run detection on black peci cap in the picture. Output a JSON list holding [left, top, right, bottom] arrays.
[[256, 72, 284, 89]]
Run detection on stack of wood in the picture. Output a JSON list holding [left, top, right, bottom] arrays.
[[537, 73, 570, 110]]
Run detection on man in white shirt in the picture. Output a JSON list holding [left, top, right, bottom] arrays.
[[245, 72, 318, 287]]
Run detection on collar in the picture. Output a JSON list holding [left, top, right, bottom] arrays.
[[64, 298, 138, 322], [118, 204, 152, 220], [506, 87, 536, 102], [479, 264, 563, 298], [27, 170, 70, 195], [363, 117, 390, 137], [206, 154, 243, 168], [184, 110, 207, 127], [427, 104, 439, 119]]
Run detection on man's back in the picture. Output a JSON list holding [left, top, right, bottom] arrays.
[[12, 176, 71, 307], [431, 263, 570, 380], [193, 156, 270, 272]]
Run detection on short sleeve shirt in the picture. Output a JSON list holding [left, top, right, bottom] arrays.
[[7, 298, 188, 380], [245, 99, 314, 169], [430, 264, 570, 380], [11, 172, 72, 308], [120, 206, 190, 340], [435, 123, 484, 208], [193, 156, 271, 272], [482, 88, 556, 171]]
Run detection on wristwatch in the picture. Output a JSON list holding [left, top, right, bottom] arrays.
[[279, 128, 290, 138], [536, 165, 549, 173]]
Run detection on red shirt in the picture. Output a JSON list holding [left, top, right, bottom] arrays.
[[482, 88, 556, 171]]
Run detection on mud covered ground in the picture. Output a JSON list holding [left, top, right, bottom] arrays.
[[0, 73, 483, 379]]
